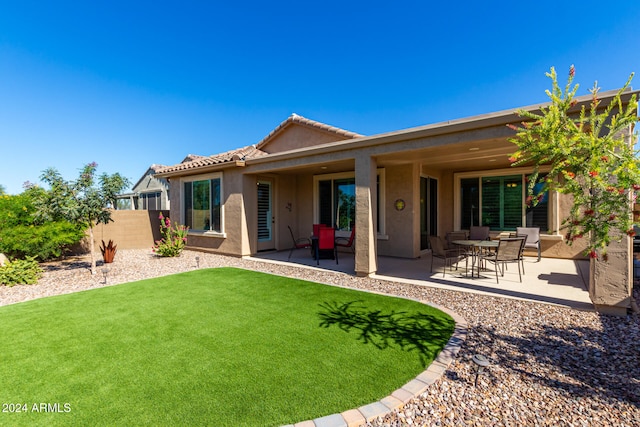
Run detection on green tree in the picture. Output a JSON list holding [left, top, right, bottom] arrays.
[[32, 162, 131, 274], [509, 66, 639, 259], [0, 184, 6, 195], [0, 189, 85, 261], [100, 172, 130, 209]]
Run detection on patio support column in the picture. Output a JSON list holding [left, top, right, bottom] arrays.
[[589, 234, 633, 316], [354, 154, 377, 276]]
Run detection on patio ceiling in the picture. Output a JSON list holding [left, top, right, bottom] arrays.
[[375, 137, 517, 172], [246, 136, 517, 177]]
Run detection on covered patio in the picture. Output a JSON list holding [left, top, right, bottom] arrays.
[[250, 250, 593, 311], [156, 95, 637, 315]]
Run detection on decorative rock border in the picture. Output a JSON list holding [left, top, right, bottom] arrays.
[[282, 303, 468, 427]]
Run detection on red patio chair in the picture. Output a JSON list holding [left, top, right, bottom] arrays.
[[316, 227, 338, 265], [288, 226, 312, 261], [312, 223, 330, 237], [335, 226, 355, 253]]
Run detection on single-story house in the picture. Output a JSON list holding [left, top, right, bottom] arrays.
[[117, 164, 171, 210], [155, 89, 638, 312]]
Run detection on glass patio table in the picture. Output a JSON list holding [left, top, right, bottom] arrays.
[[452, 239, 499, 278]]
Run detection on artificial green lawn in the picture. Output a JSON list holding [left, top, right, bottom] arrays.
[[0, 267, 455, 426]]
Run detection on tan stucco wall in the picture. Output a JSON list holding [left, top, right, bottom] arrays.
[[590, 235, 633, 315], [295, 174, 315, 238], [90, 210, 167, 250], [170, 170, 251, 257], [223, 170, 249, 255], [436, 169, 455, 236], [273, 174, 292, 251], [275, 173, 315, 251], [378, 164, 418, 258], [354, 154, 378, 275], [168, 179, 181, 223], [261, 126, 352, 154]]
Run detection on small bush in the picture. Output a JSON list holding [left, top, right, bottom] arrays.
[[0, 257, 43, 286], [152, 213, 189, 257], [0, 222, 85, 261]]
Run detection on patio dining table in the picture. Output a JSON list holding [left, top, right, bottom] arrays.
[[452, 239, 498, 278]]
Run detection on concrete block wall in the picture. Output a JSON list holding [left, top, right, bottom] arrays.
[[89, 210, 170, 250]]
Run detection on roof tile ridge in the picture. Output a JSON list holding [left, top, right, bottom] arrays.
[[210, 144, 260, 158], [255, 113, 363, 149], [293, 114, 364, 138]]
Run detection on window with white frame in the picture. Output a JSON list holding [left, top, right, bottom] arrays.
[[314, 170, 385, 234], [457, 171, 549, 232], [183, 174, 222, 233]]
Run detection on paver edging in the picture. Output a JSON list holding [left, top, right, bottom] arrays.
[[285, 296, 468, 427]]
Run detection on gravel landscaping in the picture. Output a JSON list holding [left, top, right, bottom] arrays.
[[1, 249, 638, 426]]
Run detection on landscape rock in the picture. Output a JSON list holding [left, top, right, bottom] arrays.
[[0, 249, 638, 426]]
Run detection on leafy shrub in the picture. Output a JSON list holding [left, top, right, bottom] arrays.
[[0, 257, 43, 286], [152, 213, 189, 257], [0, 222, 85, 261], [0, 192, 86, 261], [0, 193, 34, 228]]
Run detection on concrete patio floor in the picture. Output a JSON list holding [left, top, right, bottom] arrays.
[[250, 249, 593, 311]]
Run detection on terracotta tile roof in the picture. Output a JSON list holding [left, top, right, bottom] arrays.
[[255, 113, 364, 149], [155, 114, 363, 176], [155, 146, 268, 175], [180, 154, 206, 163]]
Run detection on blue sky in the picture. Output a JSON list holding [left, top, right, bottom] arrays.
[[1, 1, 638, 194]]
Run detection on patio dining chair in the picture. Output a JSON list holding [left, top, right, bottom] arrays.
[[287, 226, 312, 261], [516, 227, 541, 261], [468, 226, 491, 268], [446, 230, 468, 257], [479, 237, 525, 284], [335, 226, 356, 253], [509, 232, 528, 273], [469, 226, 491, 240], [313, 223, 331, 237], [316, 226, 338, 265], [428, 235, 467, 277]]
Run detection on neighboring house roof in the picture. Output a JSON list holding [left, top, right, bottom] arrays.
[[155, 114, 363, 176], [155, 145, 269, 175], [255, 113, 364, 150], [130, 164, 168, 191]]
